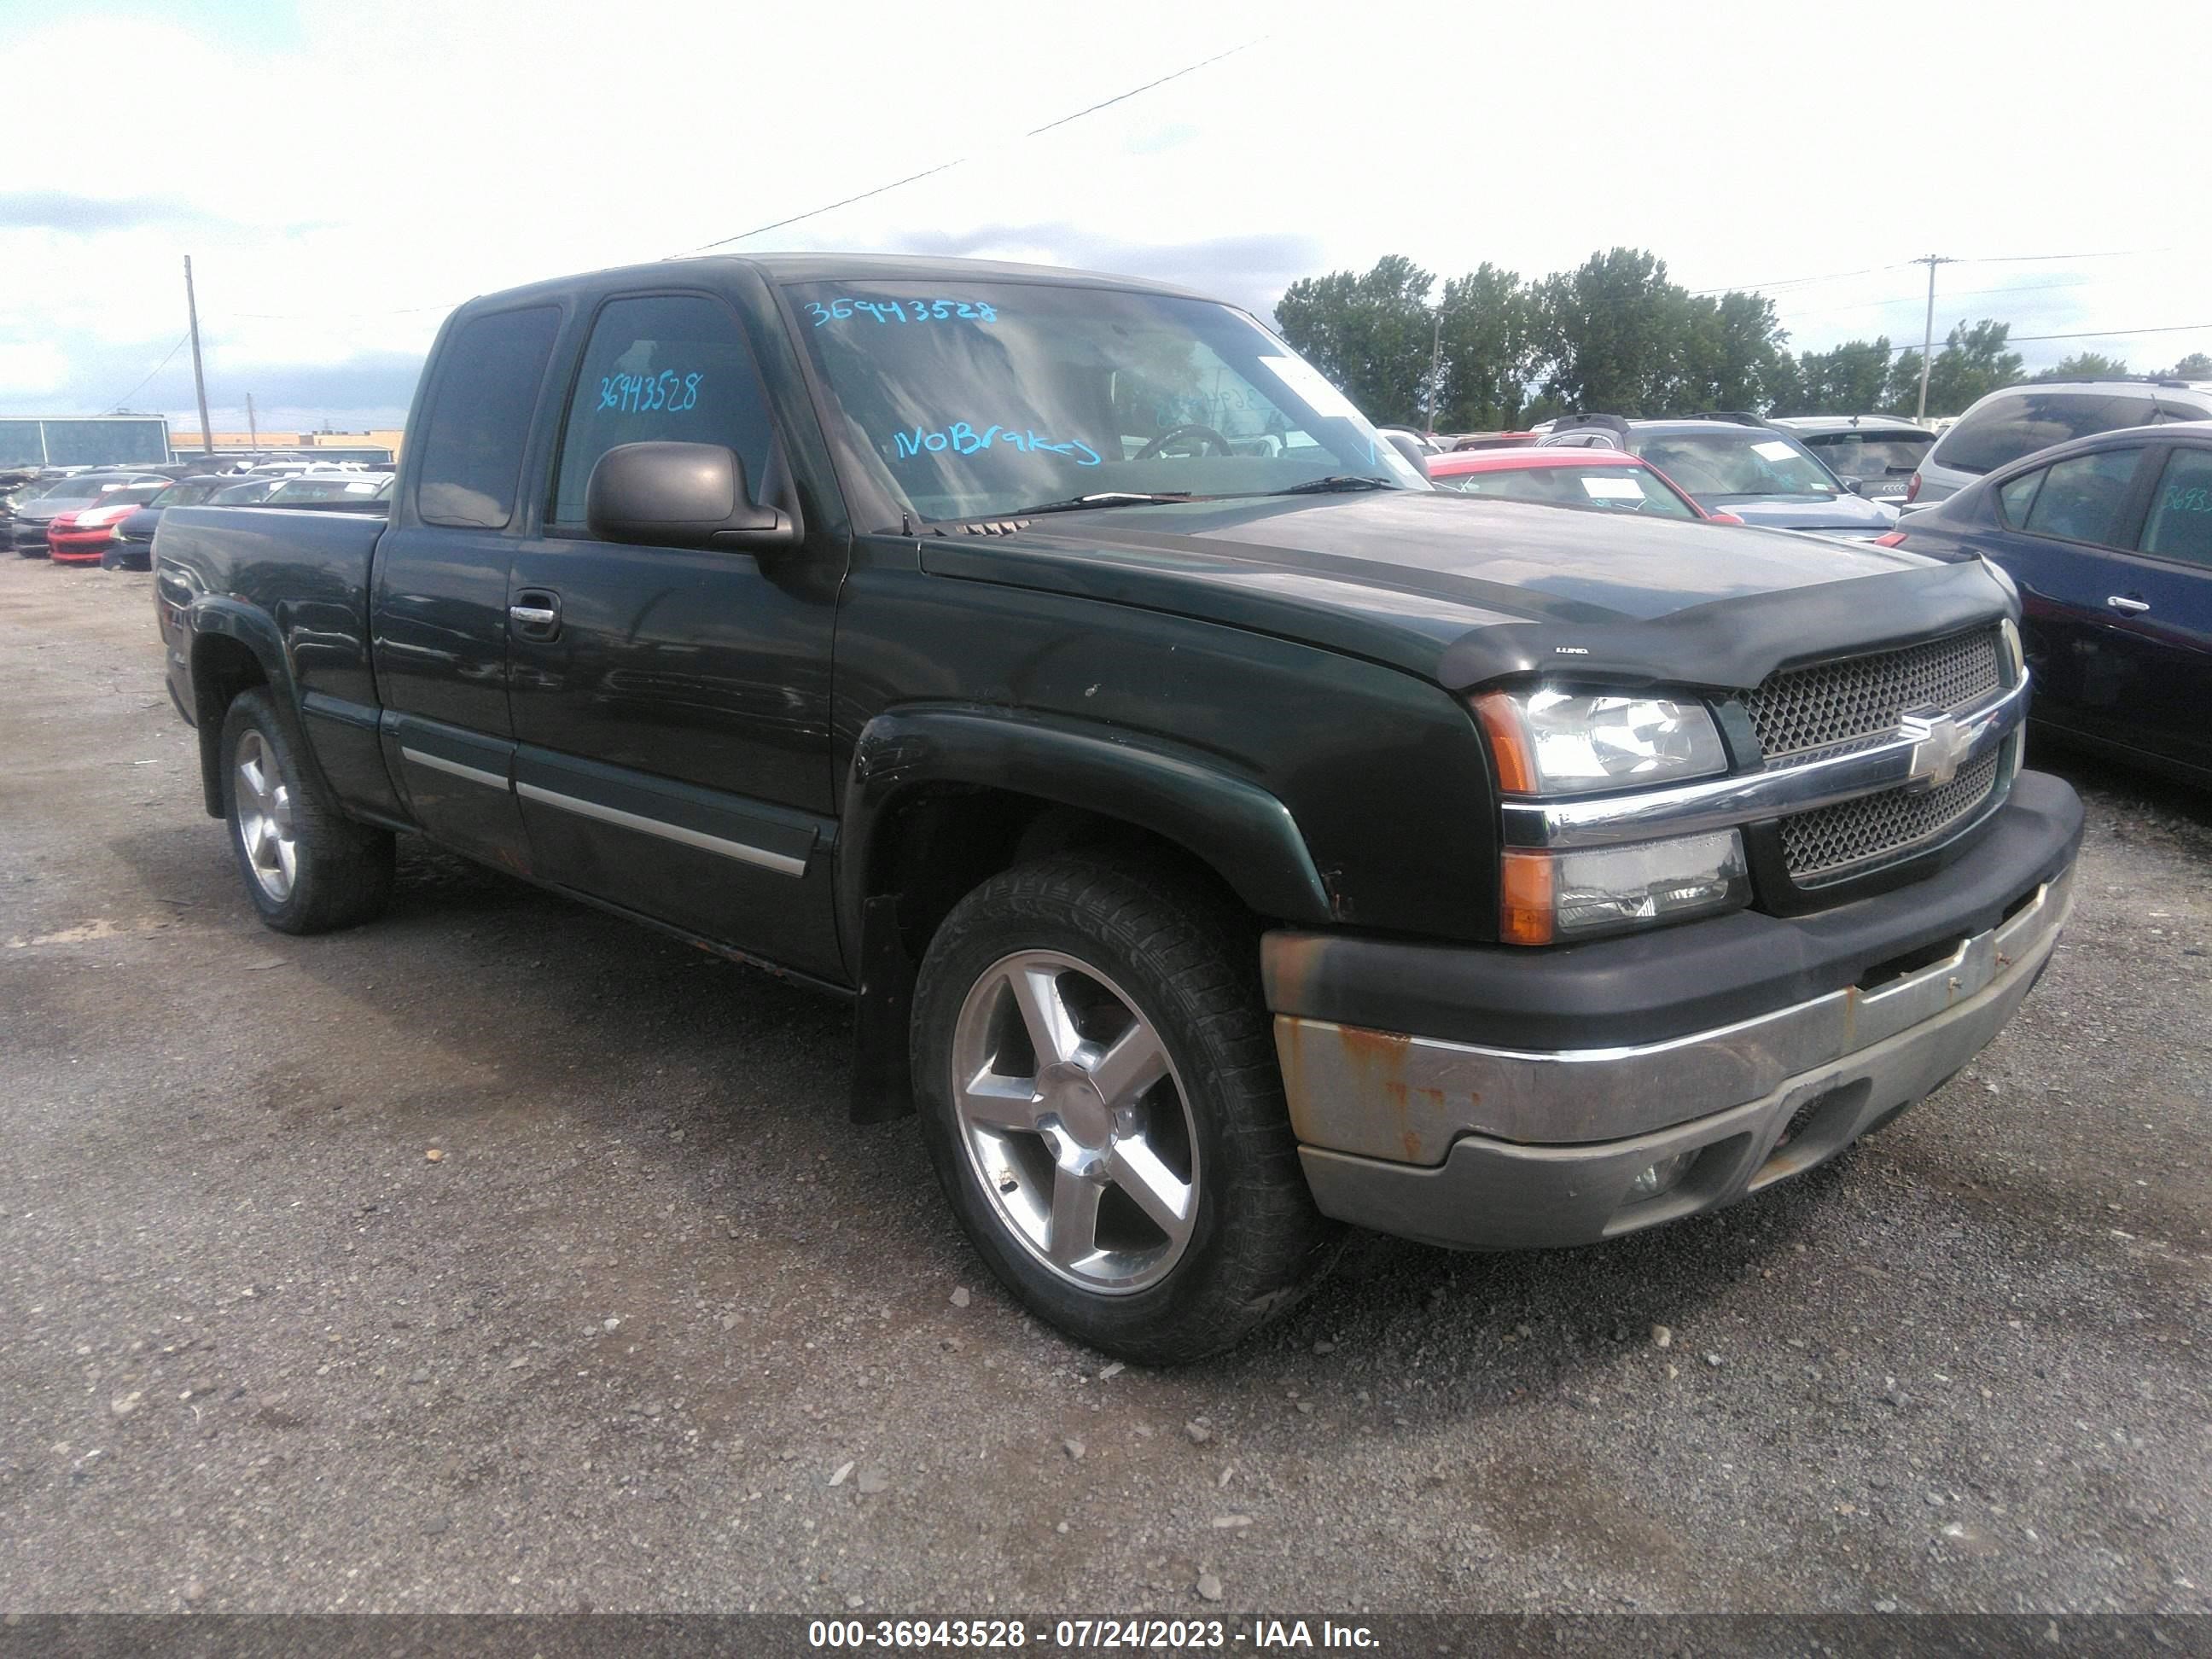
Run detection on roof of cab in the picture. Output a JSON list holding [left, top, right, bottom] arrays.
[[447, 252, 1215, 317]]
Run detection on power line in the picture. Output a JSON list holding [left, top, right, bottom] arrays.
[[93, 331, 189, 414], [1689, 245, 2166, 298], [1806, 320, 2212, 363], [1780, 276, 2094, 322], [675, 36, 1266, 255]]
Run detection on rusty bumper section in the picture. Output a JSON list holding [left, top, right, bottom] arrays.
[[1275, 864, 2073, 1251]]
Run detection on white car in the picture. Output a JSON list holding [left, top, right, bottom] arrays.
[[1908, 379, 2212, 507]]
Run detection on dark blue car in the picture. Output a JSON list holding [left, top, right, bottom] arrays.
[[1879, 421, 2212, 786]]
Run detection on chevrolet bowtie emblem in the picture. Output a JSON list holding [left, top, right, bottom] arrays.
[[1900, 708, 1970, 790]]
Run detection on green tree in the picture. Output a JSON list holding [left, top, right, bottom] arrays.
[[1273, 255, 1437, 425], [1676, 290, 1793, 414], [1433, 264, 1534, 430], [1778, 338, 1892, 414], [2154, 351, 2212, 379], [2034, 351, 2128, 381], [1882, 320, 2024, 416], [1530, 247, 1688, 416]]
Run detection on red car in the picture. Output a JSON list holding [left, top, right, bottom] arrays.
[[1426, 447, 1743, 523], [47, 482, 167, 563]]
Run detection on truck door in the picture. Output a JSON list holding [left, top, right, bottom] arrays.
[[371, 303, 563, 874], [504, 290, 844, 978]]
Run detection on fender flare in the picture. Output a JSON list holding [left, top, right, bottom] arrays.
[[183, 597, 311, 816], [837, 706, 1334, 1125], [839, 704, 1336, 949]]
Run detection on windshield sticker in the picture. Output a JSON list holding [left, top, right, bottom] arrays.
[[1578, 474, 1645, 500], [598, 370, 702, 415], [894, 422, 1101, 466], [1259, 355, 1360, 422], [1751, 439, 1798, 463], [806, 298, 998, 329]]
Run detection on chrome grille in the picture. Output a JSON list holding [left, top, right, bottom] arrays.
[[1781, 752, 2002, 884], [1744, 629, 2002, 761]]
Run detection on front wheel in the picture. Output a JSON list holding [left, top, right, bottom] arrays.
[[911, 854, 1336, 1364], [220, 689, 396, 934]]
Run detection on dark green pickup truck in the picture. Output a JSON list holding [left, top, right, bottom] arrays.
[[153, 254, 2080, 1361]]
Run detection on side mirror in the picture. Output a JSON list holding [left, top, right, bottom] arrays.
[[1706, 512, 1746, 527], [585, 441, 800, 552], [1382, 431, 1431, 479], [1840, 475, 1866, 496]]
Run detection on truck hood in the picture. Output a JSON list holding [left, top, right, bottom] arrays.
[[918, 490, 2014, 692]]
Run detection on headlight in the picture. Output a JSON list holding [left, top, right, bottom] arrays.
[[1501, 830, 1750, 946], [1473, 686, 1727, 796]]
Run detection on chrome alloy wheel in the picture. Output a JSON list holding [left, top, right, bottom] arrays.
[[233, 727, 299, 902], [949, 950, 1200, 1294]]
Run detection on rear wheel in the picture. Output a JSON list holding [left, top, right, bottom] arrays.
[[220, 689, 395, 934], [911, 854, 1336, 1364]]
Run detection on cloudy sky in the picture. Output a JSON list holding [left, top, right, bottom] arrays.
[[4, 0, 2205, 434]]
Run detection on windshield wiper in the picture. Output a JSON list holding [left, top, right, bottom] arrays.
[[1260, 474, 1398, 497], [1001, 491, 1197, 516]]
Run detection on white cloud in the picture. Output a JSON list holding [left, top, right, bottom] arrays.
[[4, 0, 2206, 424]]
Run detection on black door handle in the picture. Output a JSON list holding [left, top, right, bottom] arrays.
[[509, 589, 562, 640]]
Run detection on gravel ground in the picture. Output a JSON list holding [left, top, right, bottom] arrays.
[[1, 553, 2207, 1617]]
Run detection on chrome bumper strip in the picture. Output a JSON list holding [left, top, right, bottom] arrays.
[[1276, 860, 2073, 1161], [1500, 674, 2029, 850]]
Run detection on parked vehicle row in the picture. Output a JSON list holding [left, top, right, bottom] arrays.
[[1535, 412, 1903, 538], [8, 468, 393, 568]]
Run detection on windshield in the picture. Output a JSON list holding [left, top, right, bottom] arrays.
[[1633, 431, 1840, 498], [787, 280, 1424, 523], [212, 480, 278, 504], [41, 476, 138, 507], [1803, 431, 1931, 477], [1431, 462, 1696, 518], [149, 480, 222, 507]]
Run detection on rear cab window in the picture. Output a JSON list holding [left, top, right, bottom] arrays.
[[414, 306, 563, 529]]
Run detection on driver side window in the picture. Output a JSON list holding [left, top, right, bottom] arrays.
[[552, 294, 776, 528]]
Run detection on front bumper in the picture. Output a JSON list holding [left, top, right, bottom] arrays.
[[1268, 775, 2081, 1250], [49, 533, 114, 562]]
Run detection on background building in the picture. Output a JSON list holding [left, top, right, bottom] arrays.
[[0, 415, 172, 469], [165, 428, 404, 464]]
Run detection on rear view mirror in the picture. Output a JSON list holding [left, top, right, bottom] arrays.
[[585, 441, 800, 551]]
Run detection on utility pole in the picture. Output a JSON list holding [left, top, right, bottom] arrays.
[[183, 255, 214, 457], [246, 392, 258, 450], [1912, 253, 1953, 422], [1424, 309, 1443, 435]]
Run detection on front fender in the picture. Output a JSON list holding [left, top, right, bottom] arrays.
[[839, 704, 1335, 952]]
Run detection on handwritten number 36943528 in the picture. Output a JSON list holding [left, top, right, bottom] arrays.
[[598, 370, 702, 414]]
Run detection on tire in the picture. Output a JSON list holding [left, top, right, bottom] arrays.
[[911, 853, 1336, 1364], [219, 688, 396, 934]]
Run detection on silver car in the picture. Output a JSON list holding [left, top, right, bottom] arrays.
[[1908, 378, 2212, 507], [1768, 416, 1934, 509]]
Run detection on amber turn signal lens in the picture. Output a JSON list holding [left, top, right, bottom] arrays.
[[1472, 691, 1537, 795], [1499, 850, 1556, 946]]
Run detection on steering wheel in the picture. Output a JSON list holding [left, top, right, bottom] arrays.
[[1134, 423, 1233, 461]]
